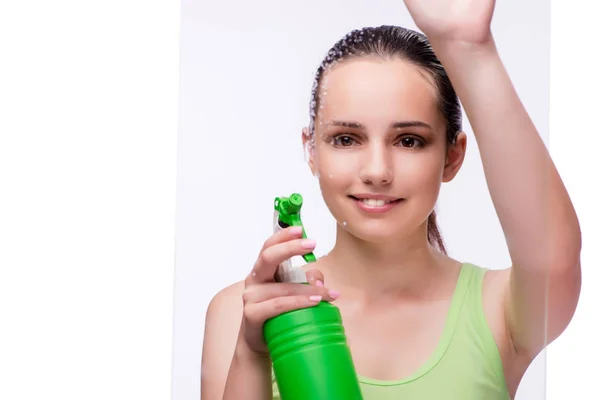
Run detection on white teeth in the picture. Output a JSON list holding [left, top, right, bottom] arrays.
[[361, 198, 387, 207]]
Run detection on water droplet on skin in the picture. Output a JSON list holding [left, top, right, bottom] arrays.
[[342, 221, 347, 226], [252, 271, 257, 277]]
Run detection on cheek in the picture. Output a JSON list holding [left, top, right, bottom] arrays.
[[394, 151, 446, 191], [313, 145, 353, 179], [315, 156, 354, 189], [312, 149, 357, 202]]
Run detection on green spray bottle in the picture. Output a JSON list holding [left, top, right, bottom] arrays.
[[263, 193, 363, 400]]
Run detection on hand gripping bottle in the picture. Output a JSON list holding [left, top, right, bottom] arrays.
[[263, 193, 363, 400]]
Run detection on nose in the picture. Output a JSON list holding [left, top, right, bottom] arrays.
[[358, 143, 393, 185]]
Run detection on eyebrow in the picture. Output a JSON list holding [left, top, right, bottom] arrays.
[[326, 120, 433, 130]]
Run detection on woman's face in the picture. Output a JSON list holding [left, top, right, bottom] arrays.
[[304, 57, 465, 244]]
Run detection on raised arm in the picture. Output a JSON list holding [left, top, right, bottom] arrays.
[[404, 0, 581, 357]]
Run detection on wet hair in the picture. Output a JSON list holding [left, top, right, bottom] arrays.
[[308, 25, 463, 254]]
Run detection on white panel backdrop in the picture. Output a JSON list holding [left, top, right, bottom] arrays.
[[2, 2, 598, 400], [174, 1, 549, 399]]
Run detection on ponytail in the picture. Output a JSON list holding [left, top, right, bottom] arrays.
[[427, 210, 447, 254]]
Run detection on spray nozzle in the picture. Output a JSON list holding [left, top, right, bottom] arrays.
[[275, 193, 303, 215], [274, 193, 316, 263]]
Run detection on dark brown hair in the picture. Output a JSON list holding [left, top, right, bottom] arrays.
[[308, 25, 462, 254]]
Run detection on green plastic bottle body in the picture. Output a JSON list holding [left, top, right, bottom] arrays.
[[264, 301, 364, 400], [267, 193, 362, 399]]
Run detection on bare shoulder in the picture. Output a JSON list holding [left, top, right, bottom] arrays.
[[201, 280, 245, 400], [480, 267, 532, 396], [206, 280, 246, 320]]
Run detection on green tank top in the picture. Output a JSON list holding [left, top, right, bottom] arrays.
[[271, 263, 510, 399]]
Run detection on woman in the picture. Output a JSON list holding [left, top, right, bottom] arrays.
[[201, 1, 581, 399]]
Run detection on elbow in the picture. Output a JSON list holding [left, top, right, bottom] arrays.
[[546, 193, 582, 276], [536, 214, 582, 277], [551, 223, 582, 277]]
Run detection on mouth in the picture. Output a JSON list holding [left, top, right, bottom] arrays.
[[348, 194, 404, 212]]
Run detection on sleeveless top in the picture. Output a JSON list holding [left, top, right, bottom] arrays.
[[271, 263, 511, 399]]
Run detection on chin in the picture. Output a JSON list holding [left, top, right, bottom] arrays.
[[340, 220, 407, 244]]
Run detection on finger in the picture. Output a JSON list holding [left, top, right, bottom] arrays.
[[245, 226, 307, 285], [305, 269, 325, 286], [242, 281, 337, 304], [260, 225, 305, 253], [249, 238, 317, 283], [244, 294, 323, 325]]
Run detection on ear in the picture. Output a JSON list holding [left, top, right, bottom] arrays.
[[302, 127, 316, 176], [442, 131, 467, 182]]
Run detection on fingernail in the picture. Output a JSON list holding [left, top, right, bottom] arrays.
[[316, 280, 323, 287], [328, 290, 340, 299], [301, 239, 317, 249], [290, 226, 303, 235], [309, 295, 322, 302]]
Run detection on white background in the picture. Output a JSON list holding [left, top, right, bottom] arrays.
[[175, 0, 548, 399], [0, 1, 597, 400]]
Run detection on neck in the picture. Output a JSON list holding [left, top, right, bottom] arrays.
[[321, 223, 450, 301]]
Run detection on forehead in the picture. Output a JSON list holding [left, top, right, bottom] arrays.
[[318, 57, 441, 127]]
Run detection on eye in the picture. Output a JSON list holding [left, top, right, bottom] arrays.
[[397, 136, 424, 149], [331, 134, 358, 147]]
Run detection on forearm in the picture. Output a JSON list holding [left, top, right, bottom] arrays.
[[431, 37, 580, 270], [222, 339, 273, 400]]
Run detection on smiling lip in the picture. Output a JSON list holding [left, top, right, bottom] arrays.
[[349, 194, 403, 213]]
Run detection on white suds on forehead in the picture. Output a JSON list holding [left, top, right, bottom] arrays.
[[307, 27, 382, 138]]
